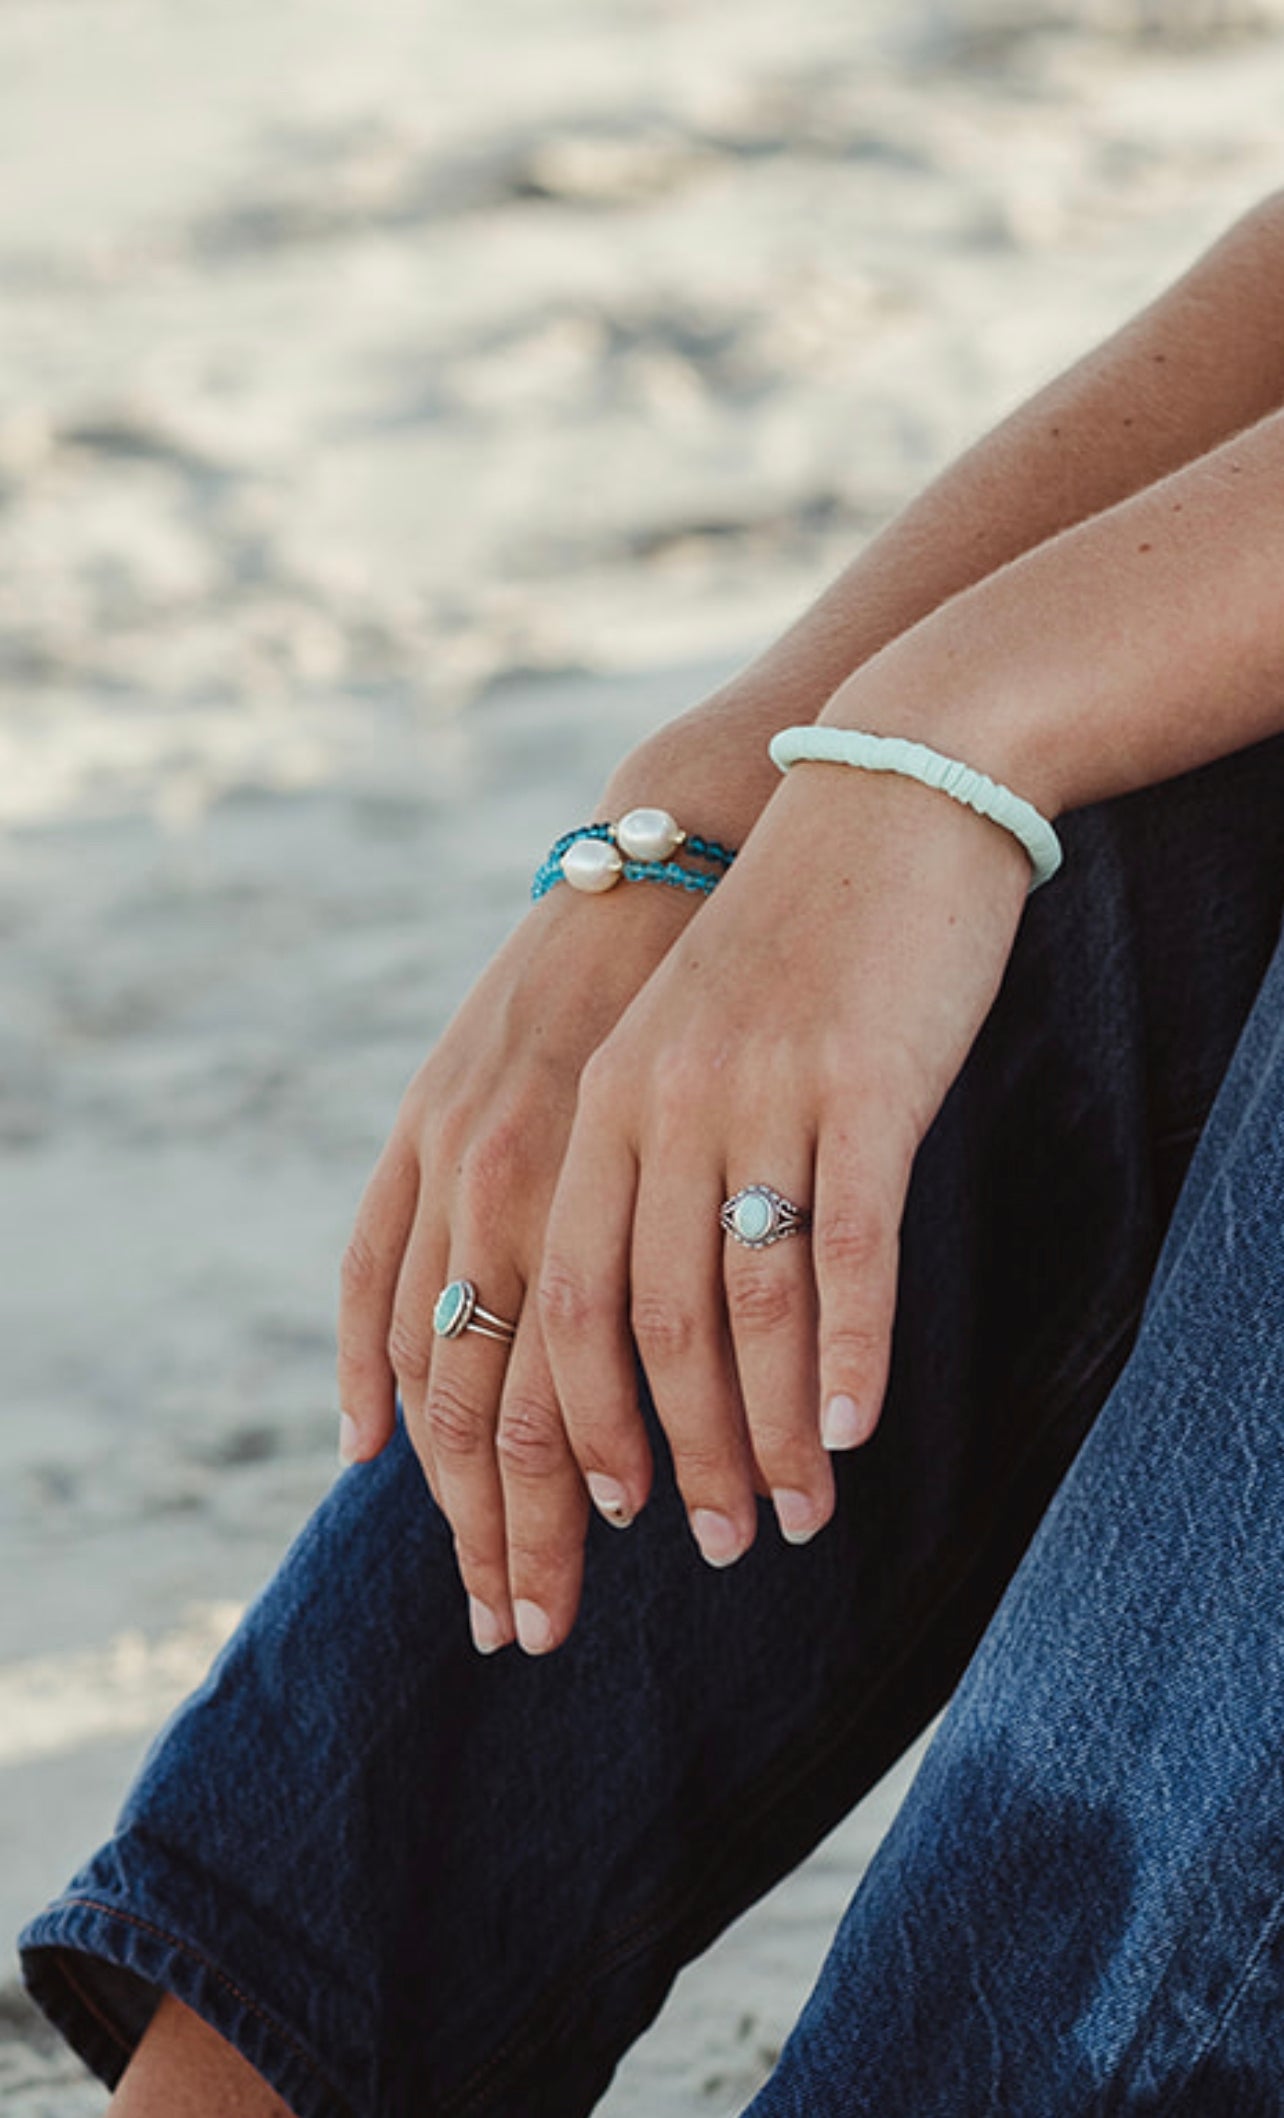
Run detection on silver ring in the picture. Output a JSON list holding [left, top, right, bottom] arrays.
[[432, 1278, 518, 1344], [720, 1184, 810, 1250]]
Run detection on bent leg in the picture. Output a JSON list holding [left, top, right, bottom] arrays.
[[751, 822, 1284, 2115], [20, 736, 1284, 2118], [110, 1995, 293, 2118]]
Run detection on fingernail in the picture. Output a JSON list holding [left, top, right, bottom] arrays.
[[469, 1597, 508, 1655], [772, 1487, 822, 1546], [586, 1472, 633, 1527], [822, 1394, 865, 1451], [514, 1599, 556, 1655], [690, 1508, 746, 1569], [338, 1413, 361, 1465]]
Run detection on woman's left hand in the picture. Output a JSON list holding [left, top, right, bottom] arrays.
[[526, 761, 1033, 1630]]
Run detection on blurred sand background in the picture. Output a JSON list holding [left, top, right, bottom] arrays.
[[4, 0, 1284, 2107]]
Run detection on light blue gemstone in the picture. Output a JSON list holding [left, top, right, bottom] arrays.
[[433, 1280, 471, 1338], [732, 1190, 774, 1243]]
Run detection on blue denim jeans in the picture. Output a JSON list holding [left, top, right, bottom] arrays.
[[19, 735, 1284, 2117]]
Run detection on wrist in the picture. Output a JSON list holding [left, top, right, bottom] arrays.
[[599, 694, 788, 848], [771, 724, 1062, 892], [524, 850, 701, 952], [816, 643, 1068, 824]]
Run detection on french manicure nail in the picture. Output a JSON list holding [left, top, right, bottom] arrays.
[[822, 1394, 865, 1451], [338, 1413, 361, 1465], [514, 1599, 556, 1655], [772, 1487, 821, 1546], [586, 1472, 633, 1527], [469, 1596, 508, 1655], [690, 1508, 746, 1569]]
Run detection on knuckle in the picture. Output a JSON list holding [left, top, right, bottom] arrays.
[[725, 1264, 795, 1336], [451, 1530, 506, 1584], [669, 1430, 741, 1485], [646, 1055, 706, 1141], [815, 1209, 887, 1279], [749, 1426, 821, 1489], [422, 1376, 490, 1459], [496, 1394, 567, 1482], [538, 1261, 598, 1342], [631, 1291, 699, 1364], [823, 1318, 888, 1378], [422, 1096, 468, 1169], [336, 1317, 385, 1372], [504, 1541, 575, 1624], [578, 1041, 629, 1112], [340, 1230, 383, 1304], [336, 1339, 388, 1405], [460, 1116, 527, 1200], [505, 1522, 568, 1572], [386, 1312, 433, 1386]]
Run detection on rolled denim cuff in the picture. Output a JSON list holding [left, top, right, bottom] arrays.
[[21, 1890, 349, 2118]]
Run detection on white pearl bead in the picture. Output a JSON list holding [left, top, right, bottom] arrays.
[[615, 806, 684, 863], [561, 838, 624, 893]]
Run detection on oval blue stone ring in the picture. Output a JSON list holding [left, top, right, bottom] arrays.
[[432, 1279, 518, 1345], [719, 1184, 810, 1250]]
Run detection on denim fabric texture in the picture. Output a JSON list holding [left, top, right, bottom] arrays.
[[18, 733, 1284, 2117]]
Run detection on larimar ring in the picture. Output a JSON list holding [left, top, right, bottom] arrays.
[[720, 1184, 810, 1250], [432, 1279, 517, 1345]]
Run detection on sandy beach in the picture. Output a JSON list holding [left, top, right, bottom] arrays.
[[5, 0, 1284, 2107]]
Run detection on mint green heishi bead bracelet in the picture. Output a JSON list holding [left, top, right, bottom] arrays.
[[767, 727, 1063, 893]]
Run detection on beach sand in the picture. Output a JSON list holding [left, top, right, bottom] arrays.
[[4, 0, 1284, 2108]]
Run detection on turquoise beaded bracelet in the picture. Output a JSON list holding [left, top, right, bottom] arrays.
[[768, 726, 1063, 892], [531, 809, 737, 902]]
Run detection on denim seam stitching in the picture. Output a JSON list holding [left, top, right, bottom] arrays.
[[1127, 1881, 1284, 2116], [441, 1299, 1146, 2116], [45, 1896, 355, 2116]]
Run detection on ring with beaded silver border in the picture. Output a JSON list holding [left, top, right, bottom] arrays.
[[719, 1184, 810, 1249]]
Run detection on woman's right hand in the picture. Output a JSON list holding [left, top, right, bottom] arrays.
[[335, 875, 699, 1655]]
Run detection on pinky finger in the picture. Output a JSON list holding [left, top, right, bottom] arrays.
[[812, 1139, 906, 1453], [337, 1140, 420, 1464]]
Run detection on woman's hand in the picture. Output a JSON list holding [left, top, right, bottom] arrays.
[[336, 878, 698, 1655], [530, 766, 1033, 1632]]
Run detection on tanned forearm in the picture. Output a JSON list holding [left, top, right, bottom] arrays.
[[820, 399, 1284, 819], [604, 191, 1284, 837]]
